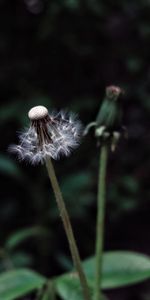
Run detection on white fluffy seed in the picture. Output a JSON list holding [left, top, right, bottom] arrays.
[[28, 106, 48, 120]]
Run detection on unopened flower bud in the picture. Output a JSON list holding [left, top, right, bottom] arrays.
[[106, 85, 124, 101]]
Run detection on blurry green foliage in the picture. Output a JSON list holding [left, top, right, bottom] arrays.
[[56, 251, 150, 299], [0, 269, 45, 300], [8, 252, 32, 268], [1, 251, 150, 300], [5, 226, 49, 250], [61, 171, 94, 217], [0, 155, 22, 179]]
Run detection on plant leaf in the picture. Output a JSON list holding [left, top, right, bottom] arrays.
[[55, 251, 150, 300], [83, 251, 150, 289], [0, 269, 46, 300], [5, 226, 48, 250], [56, 274, 84, 300]]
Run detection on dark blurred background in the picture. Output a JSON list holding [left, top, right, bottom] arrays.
[[0, 0, 150, 299]]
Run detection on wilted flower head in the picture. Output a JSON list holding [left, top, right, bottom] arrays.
[[10, 106, 82, 164]]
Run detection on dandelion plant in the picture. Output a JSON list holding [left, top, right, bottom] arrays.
[[10, 105, 91, 300], [85, 86, 125, 300]]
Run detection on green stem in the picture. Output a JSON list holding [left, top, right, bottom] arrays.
[[94, 144, 108, 300], [41, 281, 56, 300], [45, 158, 91, 300]]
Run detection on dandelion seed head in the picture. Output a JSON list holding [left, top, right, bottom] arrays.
[[10, 107, 82, 165]]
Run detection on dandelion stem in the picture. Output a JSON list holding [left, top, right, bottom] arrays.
[[41, 281, 56, 300], [45, 158, 91, 300], [94, 144, 108, 300]]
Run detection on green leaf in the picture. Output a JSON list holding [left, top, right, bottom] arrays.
[[55, 251, 150, 300], [56, 275, 105, 300], [5, 226, 48, 250], [0, 269, 46, 300], [83, 251, 150, 289], [56, 275, 84, 300]]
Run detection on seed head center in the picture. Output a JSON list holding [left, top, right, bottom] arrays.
[[28, 106, 48, 120]]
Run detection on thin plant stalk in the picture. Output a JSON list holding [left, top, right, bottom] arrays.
[[45, 158, 91, 300], [94, 144, 108, 300], [41, 281, 56, 300]]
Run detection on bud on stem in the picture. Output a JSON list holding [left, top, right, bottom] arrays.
[[96, 85, 123, 128]]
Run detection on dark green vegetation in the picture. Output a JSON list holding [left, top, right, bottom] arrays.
[[0, 0, 150, 299]]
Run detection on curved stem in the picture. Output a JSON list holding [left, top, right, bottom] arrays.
[[94, 145, 108, 300], [45, 158, 91, 300]]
